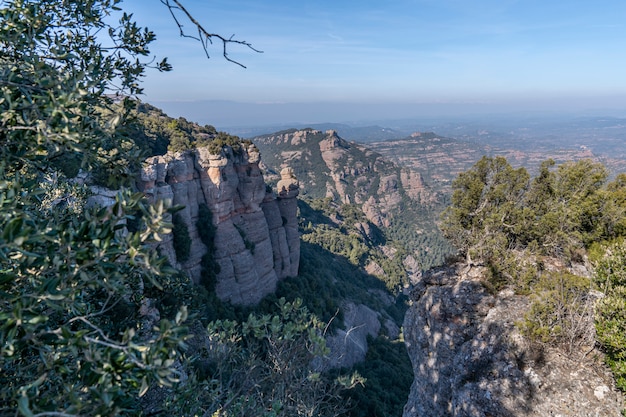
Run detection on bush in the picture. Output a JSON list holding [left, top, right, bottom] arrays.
[[0, 1, 187, 413], [594, 240, 626, 391], [172, 213, 191, 262], [166, 299, 363, 417], [518, 272, 594, 353], [336, 336, 413, 417], [197, 204, 220, 291], [234, 223, 255, 254]]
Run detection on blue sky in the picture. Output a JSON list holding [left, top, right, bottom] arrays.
[[124, 0, 626, 125]]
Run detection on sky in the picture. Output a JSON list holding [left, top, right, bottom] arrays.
[[124, 0, 626, 127]]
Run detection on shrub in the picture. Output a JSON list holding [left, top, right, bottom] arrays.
[[336, 336, 413, 417], [234, 223, 255, 254], [594, 240, 626, 391], [172, 213, 191, 262], [166, 299, 363, 417], [197, 204, 220, 291], [518, 272, 594, 353]]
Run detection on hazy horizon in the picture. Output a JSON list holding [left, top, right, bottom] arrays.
[[149, 97, 626, 131], [126, 0, 626, 128]]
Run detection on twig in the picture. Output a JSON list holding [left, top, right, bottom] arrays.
[[159, 0, 262, 68]]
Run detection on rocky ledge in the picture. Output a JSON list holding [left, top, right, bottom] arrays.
[[403, 263, 624, 417]]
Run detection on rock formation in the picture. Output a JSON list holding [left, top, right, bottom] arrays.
[[138, 144, 299, 305], [313, 300, 400, 371], [254, 129, 436, 228], [403, 263, 625, 417]]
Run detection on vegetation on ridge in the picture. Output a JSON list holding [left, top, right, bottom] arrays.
[[254, 128, 453, 271], [441, 156, 626, 394]]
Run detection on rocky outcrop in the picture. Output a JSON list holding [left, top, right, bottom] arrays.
[[315, 301, 400, 371], [403, 264, 624, 417], [139, 144, 299, 305]]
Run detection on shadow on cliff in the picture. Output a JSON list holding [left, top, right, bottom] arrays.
[[404, 266, 536, 417]]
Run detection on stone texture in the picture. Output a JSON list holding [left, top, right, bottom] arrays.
[[138, 145, 300, 305], [315, 302, 382, 370], [255, 129, 435, 229], [402, 263, 625, 417]]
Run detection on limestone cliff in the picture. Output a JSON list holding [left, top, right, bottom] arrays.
[[403, 264, 624, 417], [138, 144, 299, 305]]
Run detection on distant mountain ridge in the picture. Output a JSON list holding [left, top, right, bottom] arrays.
[[229, 123, 405, 142], [368, 131, 606, 196], [253, 128, 434, 223]]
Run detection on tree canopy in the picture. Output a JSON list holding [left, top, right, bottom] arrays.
[[441, 156, 626, 392], [440, 156, 619, 269], [0, 1, 192, 414]]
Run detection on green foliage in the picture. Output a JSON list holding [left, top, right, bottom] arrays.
[[37, 174, 90, 217], [440, 156, 529, 264], [166, 299, 364, 417], [443, 157, 626, 393], [338, 336, 413, 417], [530, 159, 607, 254], [0, 185, 187, 415], [299, 198, 409, 293], [270, 240, 398, 331], [517, 272, 593, 352], [594, 240, 626, 391], [163, 115, 218, 153], [172, 212, 192, 262], [196, 203, 220, 292], [0, 0, 171, 188], [206, 132, 247, 155], [599, 173, 626, 238], [385, 206, 453, 271], [0, 1, 190, 414], [302, 224, 368, 265], [596, 287, 626, 390], [118, 101, 248, 157], [234, 223, 256, 254], [441, 157, 621, 288]]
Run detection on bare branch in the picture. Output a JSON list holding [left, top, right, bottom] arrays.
[[159, 0, 263, 68]]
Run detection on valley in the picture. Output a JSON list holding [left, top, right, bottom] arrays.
[[5, 1, 626, 415], [237, 114, 626, 196], [7, 96, 626, 416]]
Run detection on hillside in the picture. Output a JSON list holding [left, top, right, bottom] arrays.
[[130, 108, 416, 416], [253, 128, 453, 270], [6, 2, 625, 416]]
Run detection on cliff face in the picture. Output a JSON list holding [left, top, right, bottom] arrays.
[[254, 128, 453, 271], [254, 129, 436, 228], [138, 145, 300, 305], [402, 264, 624, 417]]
